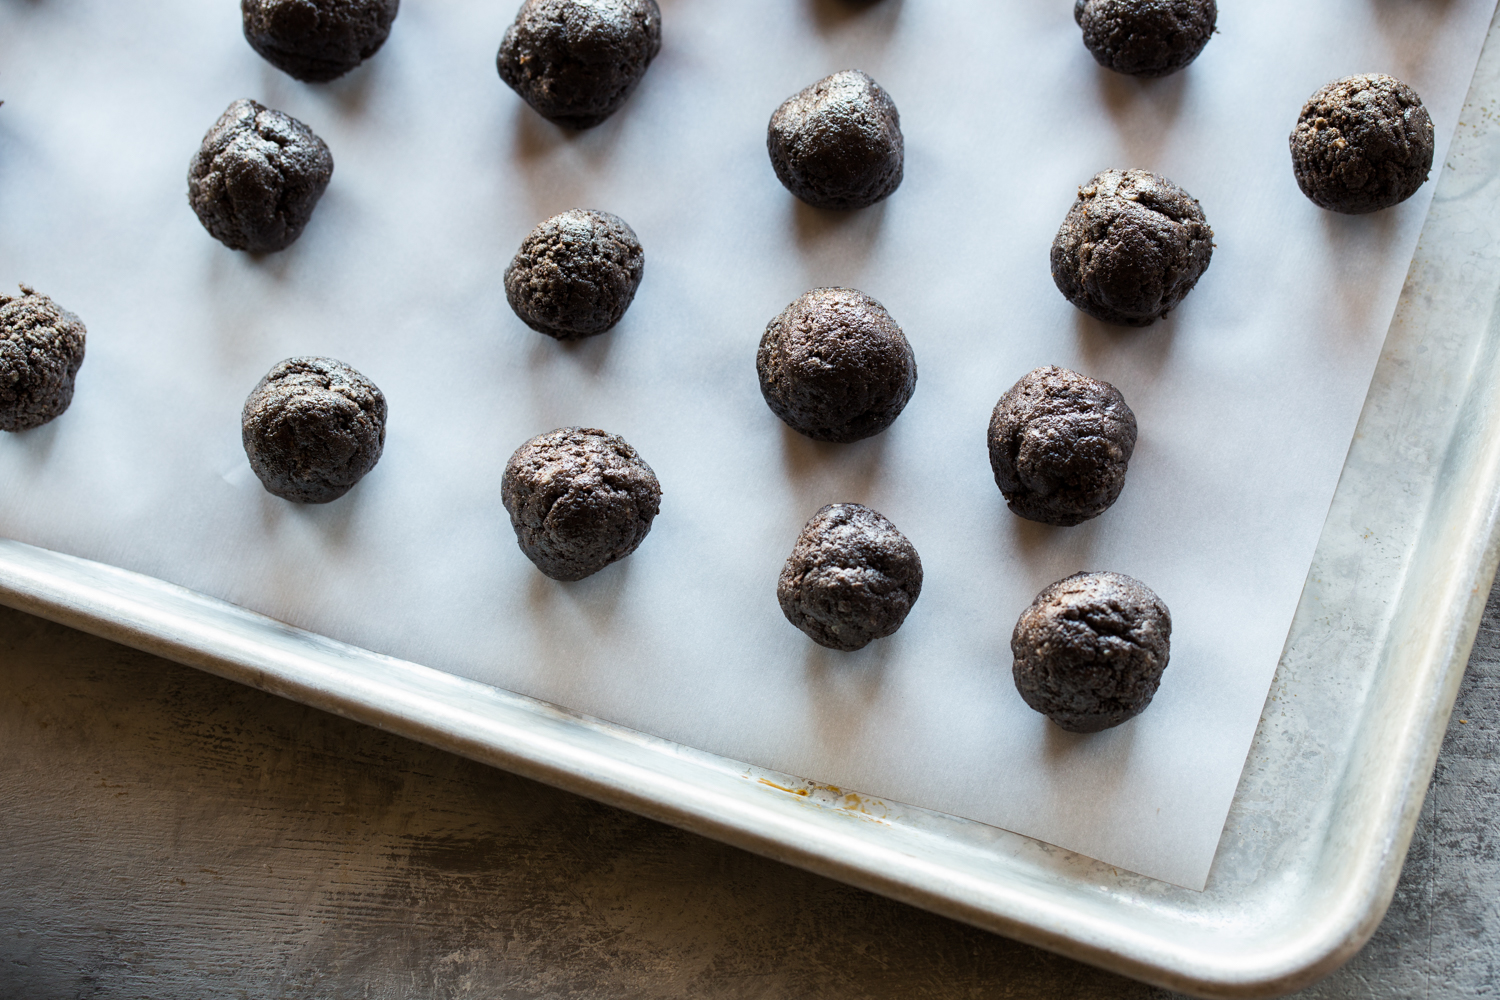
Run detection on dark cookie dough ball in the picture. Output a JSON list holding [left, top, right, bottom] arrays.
[[188, 99, 334, 254], [241, 0, 400, 83], [777, 503, 923, 652], [757, 287, 916, 443], [767, 69, 904, 211], [241, 357, 387, 504], [1290, 74, 1435, 215], [505, 209, 645, 339], [1011, 571, 1171, 733], [1051, 168, 1213, 327], [1074, 0, 1217, 78], [988, 367, 1137, 527], [0, 286, 86, 433], [502, 427, 662, 581], [497, 0, 662, 129]]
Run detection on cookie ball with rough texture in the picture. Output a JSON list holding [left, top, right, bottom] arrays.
[[502, 427, 662, 581], [757, 287, 916, 443], [988, 366, 1137, 527], [1290, 74, 1435, 215], [1074, 0, 1217, 78], [242, 357, 386, 504], [1051, 168, 1213, 327], [497, 0, 662, 129], [1011, 571, 1171, 733], [505, 209, 645, 339], [778, 503, 923, 652], [241, 0, 400, 83], [767, 69, 903, 211], [0, 286, 86, 433], [188, 99, 334, 254]]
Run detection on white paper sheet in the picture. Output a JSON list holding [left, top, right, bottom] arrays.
[[0, 0, 1493, 889]]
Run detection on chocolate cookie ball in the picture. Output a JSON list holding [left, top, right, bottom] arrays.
[[767, 69, 903, 211], [502, 427, 662, 581], [1011, 571, 1171, 733], [505, 209, 645, 340], [1290, 74, 1435, 215], [778, 503, 923, 652], [988, 366, 1137, 527], [1074, 0, 1217, 78], [1051, 168, 1213, 327], [241, 0, 400, 83], [188, 99, 334, 254], [0, 286, 86, 433], [241, 357, 387, 504], [757, 287, 916, 443], [497, 0, 662, 129]]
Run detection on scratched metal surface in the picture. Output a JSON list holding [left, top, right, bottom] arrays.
[[0, 593, 1494, 999]]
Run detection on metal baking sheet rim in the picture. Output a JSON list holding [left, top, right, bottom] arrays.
[[6, 28, 1500, 1000]]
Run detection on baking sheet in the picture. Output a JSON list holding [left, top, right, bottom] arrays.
[[0, 0, 1492, 890]]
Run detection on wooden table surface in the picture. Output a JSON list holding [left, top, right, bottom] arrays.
[[2, 578, 1497, 999]]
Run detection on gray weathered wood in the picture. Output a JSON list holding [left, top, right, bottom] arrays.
[[2, 581, 1496, 998]]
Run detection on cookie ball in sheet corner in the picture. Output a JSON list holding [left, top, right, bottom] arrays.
[[497, 0, 663, 129], [505, 209, 645, 339], [501, 427, 662, 581], [1011, 571, 1171, 733], [767, 69, 904, 211], [988, 366, 1137, 527], [242, 357, 387, 504], [1074, 0, 1217, 78], [1050, 168, 1214, 326], [0, 286, 86, 433], [1290, 73, 1435, 215], [241, 0, 400, 83], [757, 287, 916, 443], [188, 99, 334, 254], [777, 503, 923, 652]]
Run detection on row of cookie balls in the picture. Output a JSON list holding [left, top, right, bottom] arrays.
[[180, 87, 1204, 333], [238, 0, 1209, 128], [245, 333, 1158, 736], [181, 67, 1435, 343], [0, 283, 1167, 734], [234, 363, 1168, 736], [229, 0, 1436, 238], [235, 0, 659, 124]]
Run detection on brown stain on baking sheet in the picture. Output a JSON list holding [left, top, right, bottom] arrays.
[[754, 777, 892, 824], [836, 793, 891, 823], [757, 778, 810, 797]]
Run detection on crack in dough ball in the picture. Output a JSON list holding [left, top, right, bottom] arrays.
[[188, 99, 334, 254], [1074, 0, 1217, 78], [0, 286, 86, 433], [988, 366, 1137, 527], [501, 427, 662, 581], [1290, 73, 1435, 215], [497, 0, 662, 129], [241, 357, 387, 504], [505, 209, 645, 340], [1011, 571, 1171, 733], [1050, 168, 1214, 327], [777, 503, 923, 652], [757, 287, 916, 444], [767, 69, 904, 211], [241, 0, 400, 83]]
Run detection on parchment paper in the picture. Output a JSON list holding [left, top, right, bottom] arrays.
[[0, 0, 1493, 889]]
